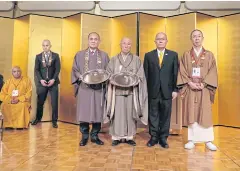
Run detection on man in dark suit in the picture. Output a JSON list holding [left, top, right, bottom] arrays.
[[144, 32, 178, 148], [32, 39, 61, 128]]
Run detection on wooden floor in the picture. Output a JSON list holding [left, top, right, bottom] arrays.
[[1, 123, 240, 171]]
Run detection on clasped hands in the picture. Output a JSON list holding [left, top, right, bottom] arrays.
[[188, 81, 205, 90], [40, 79, 55, 87]]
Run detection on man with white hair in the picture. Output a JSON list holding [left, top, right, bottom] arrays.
[[105, 37, 148, 146]]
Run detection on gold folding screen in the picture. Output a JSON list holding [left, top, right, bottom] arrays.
[[218, 14, 240, 127], [0, 17, 14, 80], [0, 12, 239, 127]]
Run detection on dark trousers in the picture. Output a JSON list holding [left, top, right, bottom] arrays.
[[36, 84, 58, 122], [149, 91, 172, 141], [80, 122, 101, 140]]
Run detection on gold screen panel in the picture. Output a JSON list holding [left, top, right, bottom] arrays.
[[139, 13, 165, 61], [218, 14, 240, 127], [0, 17, 14, 80], [196, 13, 218, 125], [166, 13, 195, 56], [166, 13, 195, 131], [60, 14, 81, 123], [28, 15, 62, 121], [81, 14, 111, 56], [111, 14, 137, 57], [12, 16, 29, 77]]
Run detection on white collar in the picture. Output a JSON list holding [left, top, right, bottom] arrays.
[[157, 48, 165, 56], [194, 47, 202, 57]]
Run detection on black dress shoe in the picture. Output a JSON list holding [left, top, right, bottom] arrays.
[[80, 139, 88, 146], [91, 138, 104, 145], [147, 139, 158, 147], [159, 139, 169, 148], [53, 122, 58, 128], [31, 119, 39, 125], [112, 140, 120, 146], [126, 140, 136, 146]]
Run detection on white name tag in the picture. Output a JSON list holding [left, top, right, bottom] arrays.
[[12, 90, 19, 97], [192, 67, 201, 77], [119, 65, 122, 71]]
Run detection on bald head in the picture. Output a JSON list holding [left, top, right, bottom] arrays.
[[155, 32, 167, 40], [155, 32, 168, 50], [120, 37, 132, 54], [12, 66, 22, 79], [88, 32, 100, 49], [42, 39, 52, 53]]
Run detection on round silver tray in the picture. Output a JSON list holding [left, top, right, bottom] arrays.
[[82, 69, 110, 85], [110, 72, 139, 87]]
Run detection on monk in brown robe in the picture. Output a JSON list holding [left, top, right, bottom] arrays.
[[0, 66, 32, 129], [71, 32, 109, 146], [177, 29, 218, 151]]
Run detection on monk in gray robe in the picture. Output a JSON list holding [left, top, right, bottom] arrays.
[[104, 37, 148, 146], [177, 29, 218, 151], [71, 32, 109, 146]]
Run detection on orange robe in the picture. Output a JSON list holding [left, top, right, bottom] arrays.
[[177, 48, 218, 128], [0, 76, 32, 128]]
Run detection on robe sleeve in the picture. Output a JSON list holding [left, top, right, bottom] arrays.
[[177, 52, 192, 88], [0, 80, 11, 103], [71, 53, 82, 97], [203, 52, 218, 89], [135, 58, 148, 125], [18, 78, 32, 103]]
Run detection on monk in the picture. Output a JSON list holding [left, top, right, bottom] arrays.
[[72, 32, 109, 146], [177, 29, 218, 151], [105, 37, 148, 146], [0, 66, 32, 129]]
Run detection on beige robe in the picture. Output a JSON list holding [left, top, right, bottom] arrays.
[[177, 48, 218, 128], [104, 53, 148, 138]]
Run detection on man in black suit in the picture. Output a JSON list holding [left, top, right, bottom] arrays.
[[144, 32, 178, 148], [32, 39, 61, 128]]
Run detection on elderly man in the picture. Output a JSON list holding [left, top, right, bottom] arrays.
[[0, 66, 32, 129], [72, 32, 109, 146], [32, 39, 61, 128], [144, 32, 178, 148], [177, 29, 218, 151], [105, 37, 148, 146]]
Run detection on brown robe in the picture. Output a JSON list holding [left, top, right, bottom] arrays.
[[104, 53, 148, 137], [177, 48, 218, 128]]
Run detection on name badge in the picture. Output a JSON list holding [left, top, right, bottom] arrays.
[[192, 67, 201, 77], [12, 90, 19, 97]]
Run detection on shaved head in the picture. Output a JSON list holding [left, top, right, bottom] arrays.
[[120, 37, 132, 54], [12, 66, 22, 79], [42, 39, 52, 53]]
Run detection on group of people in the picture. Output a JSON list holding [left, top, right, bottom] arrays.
[[0, 29, 218, 151]]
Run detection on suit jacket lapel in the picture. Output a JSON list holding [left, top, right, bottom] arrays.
[[161, 49, 168, 68], [153, 49, 160, 69]]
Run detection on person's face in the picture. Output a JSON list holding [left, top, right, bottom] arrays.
[[12, 67, 21, 79], [42, 41, 51, 52], [155, 33, 168, 49], [191, 30, 204, 47], [121, 38, 131, 54], [88, 33, 100, 49]]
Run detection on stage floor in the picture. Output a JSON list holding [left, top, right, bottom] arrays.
[[0, 123, 240, 171]]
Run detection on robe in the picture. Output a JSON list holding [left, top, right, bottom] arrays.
[[0, 76, 32, 128], [104, 53, 148, 139], [71, 49, 109, 123], [177, 48, 218, 128]]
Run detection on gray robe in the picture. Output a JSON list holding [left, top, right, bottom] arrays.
[[71, 49, 109, 123], [104, 53, 148, 137]]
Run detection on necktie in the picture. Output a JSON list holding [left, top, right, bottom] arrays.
[[45, 53, 49, 62], [159, 51, 163, 66], [91, 51, 95, 55]]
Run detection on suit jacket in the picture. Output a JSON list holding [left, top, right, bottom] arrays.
[[143, 49, 178, 100], [34, 51, 61, 86]]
